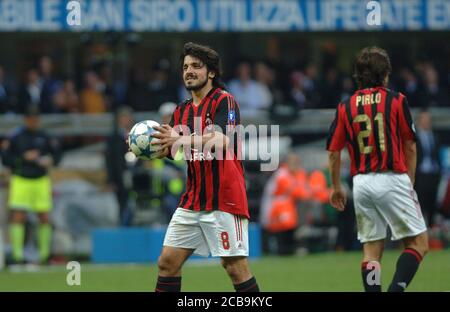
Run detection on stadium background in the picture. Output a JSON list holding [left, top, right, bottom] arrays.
[[0, 0, 449, 291]]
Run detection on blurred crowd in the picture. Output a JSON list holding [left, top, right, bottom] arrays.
[[0, 52, 448, 118]]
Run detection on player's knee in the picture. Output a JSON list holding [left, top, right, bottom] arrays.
[[157, 255, 179, 276], [418, 238, 429, 257], [38, 213, 50, 224], [220, 258, 230, 271], [221, 259, 236, 276], [363, 241, 384, 262], [405, 233, 429, 258], [221, 258, 248, 280], [406, 244, 428, 259], [10, 211, 26, 223]]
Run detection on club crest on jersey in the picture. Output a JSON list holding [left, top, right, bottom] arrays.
[[228, 110, 235, 122]]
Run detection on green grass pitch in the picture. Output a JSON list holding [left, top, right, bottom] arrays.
[[0, 249, 449, 292]]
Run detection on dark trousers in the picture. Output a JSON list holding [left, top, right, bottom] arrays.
[[263, 229, 296, 255], [336, 198, 357, 250], [415, 172, 441, 227], [115, 186, 131, 226]]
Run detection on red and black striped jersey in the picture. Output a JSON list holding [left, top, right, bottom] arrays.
[[169, 87, 249, 218], [326, 87, 416, 176]]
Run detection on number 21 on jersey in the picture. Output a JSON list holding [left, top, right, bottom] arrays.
[[353, 113, 386, 154]]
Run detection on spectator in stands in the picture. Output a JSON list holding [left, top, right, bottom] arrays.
[[340, 76, 354, 102], [419, 63, 448, 107], [303, 63, 321, 106], [319, 67, 342, 109], [228, 60, 271, 116], [39, 56, 61, 113], [398, 67, 420, 107], [128, 59, 176, 112], [17, 68, 43, 114], [147, 59, 176, 110], [289, 71, 307, 109], [254, 61, 277, 110], [415, 109, 442, 227], [0, 65, 14, 114], [80, 71, 107, 114], [260, 153, 309, 255], [96, 62, 116, 110], [105, 106, 134, 226], [126, 67, 152, 112], [52, 78, 79, 113]]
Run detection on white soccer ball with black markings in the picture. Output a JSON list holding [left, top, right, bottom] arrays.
[[128, 120, 160, 160]]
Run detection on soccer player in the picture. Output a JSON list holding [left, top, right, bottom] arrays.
[[150, 42, 259, 292], [2, 106, 60, 265], [326, 47, 428, 292]]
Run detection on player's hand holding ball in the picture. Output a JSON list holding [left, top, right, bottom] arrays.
[[150, 124, 181, 158], [128, 120, 168, 160]]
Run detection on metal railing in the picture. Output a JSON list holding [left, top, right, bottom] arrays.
[[1, 108, 449, 137]]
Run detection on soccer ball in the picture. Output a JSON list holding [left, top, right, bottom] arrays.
[[128, 120, 161, 160]]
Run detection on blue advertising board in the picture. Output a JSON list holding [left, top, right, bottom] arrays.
[[0, 0, 449, 32]]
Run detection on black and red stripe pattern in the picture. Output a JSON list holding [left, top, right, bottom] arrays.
[[155, 276, 181, 292], [234, 215, 243, 242], [327, 87, 416, 176], [170, 88, 249, 219], [403, 248, 423, 262]]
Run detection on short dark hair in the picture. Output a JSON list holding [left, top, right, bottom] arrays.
[[180, 42, 226, 89], [353, 46, 392, 89]]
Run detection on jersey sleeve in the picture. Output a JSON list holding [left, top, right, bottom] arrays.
[[169, 112, 175, 127], [167, 107, 181, 160], [214, 94, 241, 133], [1, 128, 24, 168], [1, 135, 17, 168], [326, 103, 347, 151], [398, 96, 417, 142]]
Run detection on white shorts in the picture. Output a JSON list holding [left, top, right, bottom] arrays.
[[163, 208, 249, 257], [353, 172, 427, 243]]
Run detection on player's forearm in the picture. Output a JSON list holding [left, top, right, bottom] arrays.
[[403, 140, 417, 184], [38, 155, 54, 169], [328, 151, 342, 190]]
